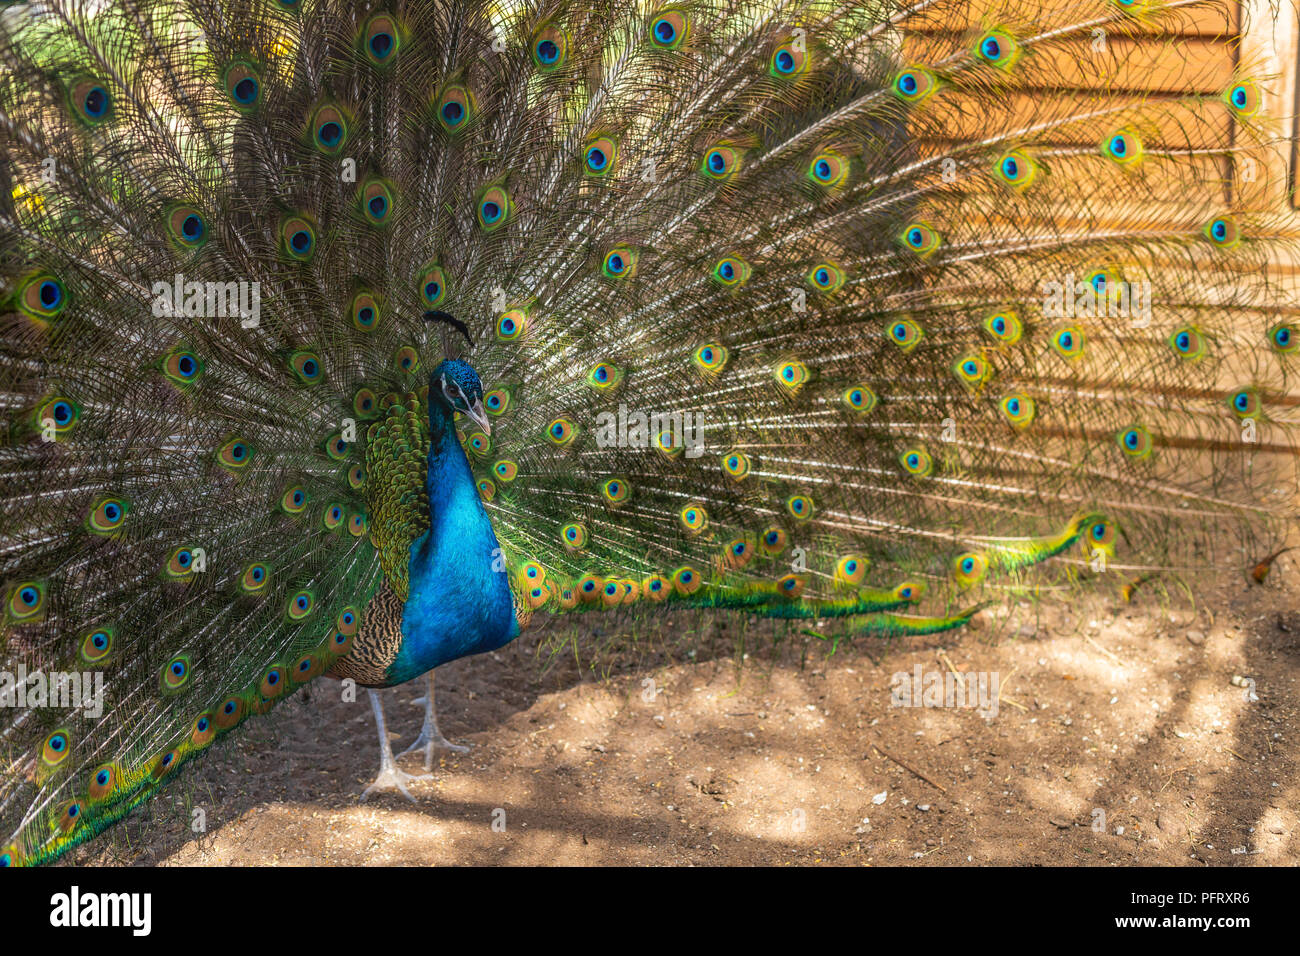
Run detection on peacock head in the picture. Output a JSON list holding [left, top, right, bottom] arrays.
[[425, 309, 490, 434], [434, 359, 490, 435]]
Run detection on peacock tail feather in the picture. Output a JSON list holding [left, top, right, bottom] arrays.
[[2, 0, 1297, 865]]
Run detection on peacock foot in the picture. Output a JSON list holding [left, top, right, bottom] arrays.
[[361, 762, 433, 803], [398, 720, 471, 771], [401, 673, 472, 770]]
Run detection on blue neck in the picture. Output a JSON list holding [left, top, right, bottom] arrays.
[[390, 400, 517, 683]]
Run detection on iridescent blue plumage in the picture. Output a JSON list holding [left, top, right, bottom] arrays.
[[392, 360, 518, 684]]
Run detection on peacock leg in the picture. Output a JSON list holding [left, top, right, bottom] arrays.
[[361, 689, 432, 802], [399, 670, 470, 771]]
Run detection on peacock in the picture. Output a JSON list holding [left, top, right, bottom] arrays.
[[1, 0, 1297, 866]]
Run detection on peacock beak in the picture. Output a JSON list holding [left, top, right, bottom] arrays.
[[465, 397, 491, 436]]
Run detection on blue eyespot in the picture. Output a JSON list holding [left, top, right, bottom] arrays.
[[368, 195, 388, 218], [774, 50, 795, 74], [290, 230, 312, 253], [83, 86, 108, 118], [181, 214, 204, 241], [654, 19, 676, 43], [96, 769, 109, 785], [40, 280, 62, 308], [442, 100, 464, 124], [370, 32, 393, 59], [897, 72, 917, 95], [707, 151, 726, 174], [982, 37, 1000, 58], [536, 40, 559, 64], [318, 122, 342, 147], [233, 77, 258, 104], [586, 147, 607, 170], [481, 200, 502, 223]]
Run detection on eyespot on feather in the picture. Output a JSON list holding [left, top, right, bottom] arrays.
[[436, 84, 475, 132], [280, 216, 316, 261], [68, 77, 112, 124], [531, 22, 570, 71], [649, 9, 688, 50], [18, 273, 68, 321], [360, 13, 400, 67], [87, 497, 129, 535], [477, 186, 511, 231], [223, 62, 261, 109], [417, 263, 448, 308], [309, 103, 348, 154]]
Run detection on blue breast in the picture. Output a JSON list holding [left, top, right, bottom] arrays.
[[388, 404, 517, 684]]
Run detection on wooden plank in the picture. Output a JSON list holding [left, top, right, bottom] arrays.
[[900, 35, 1237, 95], [899, 0, 1240, 38], [906, 91, 1235, 148]]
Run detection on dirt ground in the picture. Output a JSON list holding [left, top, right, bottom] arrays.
[[73, 562, 1299, 867]]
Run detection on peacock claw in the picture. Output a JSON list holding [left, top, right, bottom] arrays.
[[401, 672, 469, 770], [363, 688, 432, 802], [398, 732, 470, 770], [361, 763, 432, 803]]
